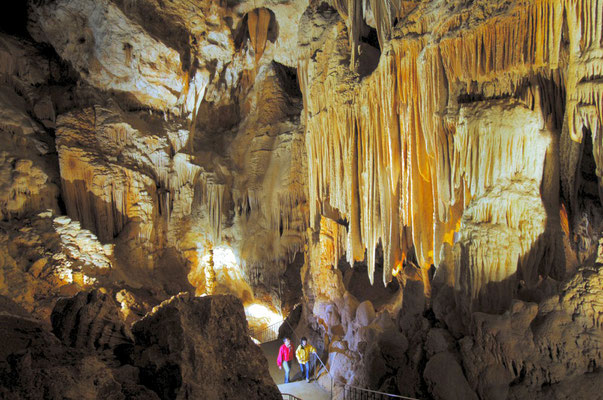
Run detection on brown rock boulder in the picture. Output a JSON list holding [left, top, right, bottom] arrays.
[[51, 290, 133, 356], [130, 293, 281, 400], [423, 352, 479, 400], [0, 295, 155, 400]]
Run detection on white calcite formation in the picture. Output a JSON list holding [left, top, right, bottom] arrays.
[[28, 0, 188, 113], [0, 211, 113, 320], [298, 0, 600, 312], [0, 1, 601, 399], [53, 62, 306, 319]]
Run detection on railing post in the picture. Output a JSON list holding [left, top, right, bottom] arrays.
[[330, 373, 333, 400]]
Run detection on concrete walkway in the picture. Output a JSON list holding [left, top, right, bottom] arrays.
[[261, 340, 331, 400], [278, 381, 330, 400]]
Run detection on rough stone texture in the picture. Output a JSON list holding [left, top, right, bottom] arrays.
[[51, 290, 132, 356], [303, 217, 603, 400], [1, 291, 282, 400], [0, 295, 156, 400], [52, 62, 306, 324], [27, 0, 307, 114], [0, 211, 114, 320], [1, 0, 309, 336], [0, 34, 60, 221], [55, 103, 197, 282], [0, 1, 602, 400], [28, 0, 188, 112], [423, 352, 478, 400], [453, 100, 556, 320], [130, 293, 281, 400], [460, 265, 603, 400]]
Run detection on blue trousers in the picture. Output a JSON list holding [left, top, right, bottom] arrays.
[[283, 360, 291, 383], [300, 362, 310, 380]]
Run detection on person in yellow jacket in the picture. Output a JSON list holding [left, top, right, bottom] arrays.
[[295, 337, 316, 382]]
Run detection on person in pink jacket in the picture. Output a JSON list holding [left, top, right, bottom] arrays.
[[276, 337, 294, 383]]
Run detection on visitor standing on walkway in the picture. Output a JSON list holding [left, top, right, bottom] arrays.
[[295, 336, 317, 382], [277, 337, 294, 383]]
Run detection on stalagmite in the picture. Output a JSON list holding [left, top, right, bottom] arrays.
[[2, 1, 603, 399]]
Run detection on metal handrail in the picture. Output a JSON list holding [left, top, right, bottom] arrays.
[[251, 319, 284, 343], [343, 384, 420, 400], [282, 319, 421, 400], [261, 319, 418, 400], [281, 319, 334, 400]]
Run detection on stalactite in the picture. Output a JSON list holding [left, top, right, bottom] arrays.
[[368, 0, 393, 50], [331, 0, 363, 70], [198, 174, 225, 242], [184, 70, 209, 151], [300, 0, 589, 287], [565, 0, 603, 143], [247, 8, 271, 65], [57, 154, 156, 242]]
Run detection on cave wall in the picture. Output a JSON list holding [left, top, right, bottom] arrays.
[[297, 0, 603, 399], [0, 1, 601, 399], [0, 0, 310, 326]]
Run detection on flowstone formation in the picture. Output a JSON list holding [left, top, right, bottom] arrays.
[[1, 0, 309, 331], [296, 0, 603, 399], [0, 0, 602, 399]]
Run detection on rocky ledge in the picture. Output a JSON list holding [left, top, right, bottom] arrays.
[[0, 292, 279, 400]]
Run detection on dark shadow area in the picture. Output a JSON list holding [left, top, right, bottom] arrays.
[[361, 26, 381, 51], [61, 179, 129, 242], [338, 245, 400, 309], [111, 0, 194, 72], [273, 61, 302, 99], [61, 179, 194, 297], [358, 26, 381, 78], [0, 1, 29, 38], [569, 126, 603, 266], [278, 303, 302, 340], [194, 100, 240, 138], [453, 229, 561, 330], [576, 128, 602, 210], [138, 362, 182, 400], [535, 73, 566, 131], [281, 252, 304, 315], [154, 247, 196, 296], [56, 192, 68, 215]]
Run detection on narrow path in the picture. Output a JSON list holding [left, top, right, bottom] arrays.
[[261, 340, 331, 400]]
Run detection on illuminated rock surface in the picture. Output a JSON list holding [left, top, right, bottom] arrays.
[[0, 0, 602, 399]]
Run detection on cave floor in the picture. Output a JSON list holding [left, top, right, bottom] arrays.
[[278, 381, 331, 400], [261, 340, 331, 400]]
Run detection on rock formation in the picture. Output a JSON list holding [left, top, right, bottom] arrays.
[[51, 290, 133, 357], [129, 293, 281, 400], [1, 292, 280, 400], [0, 0, 602, 399], [0, 295, 157, 400]]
